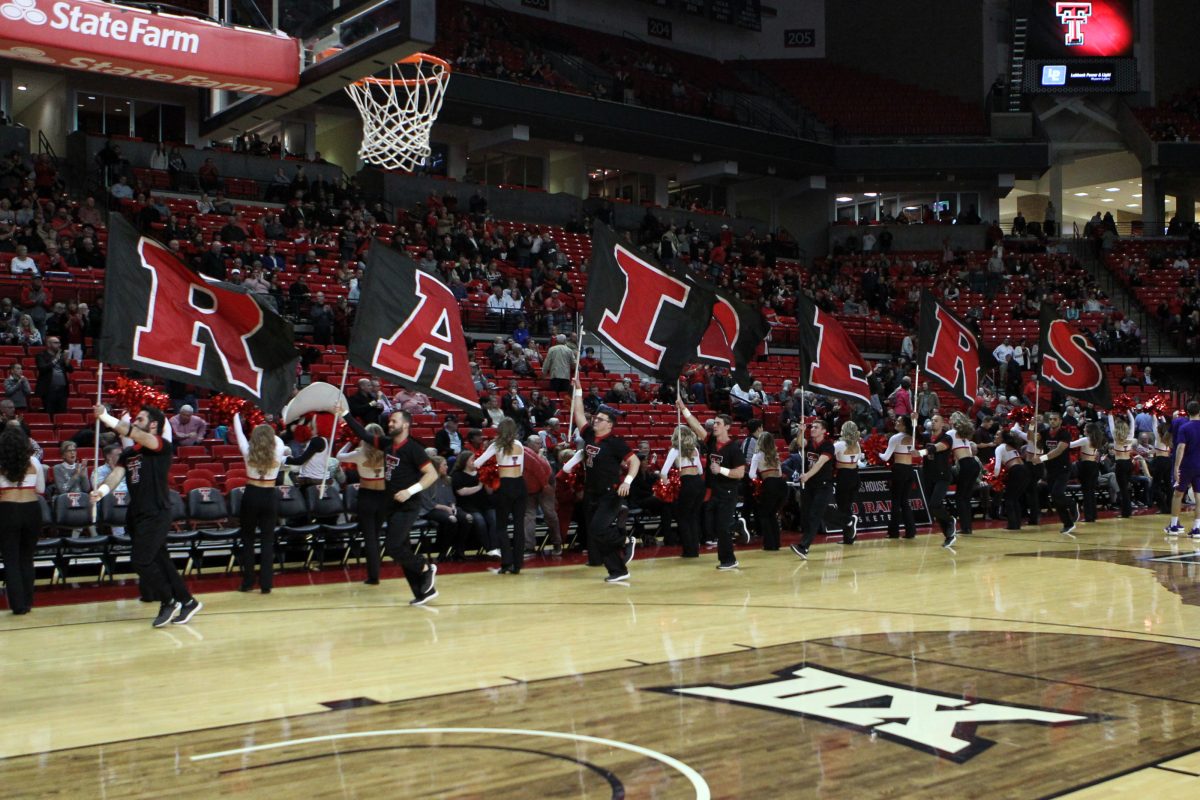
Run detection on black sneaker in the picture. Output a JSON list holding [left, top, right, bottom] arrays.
[[604, 572, 630, 583], [844, 515, 858, 545], [172, 598, 203, 625], [624, 537, 636, 566], [942, 532, 957, 549], [1061, 522, 1077, 536], [716, 560, 740, 570], [790, 543, 808, 559], [410, 589, 438, 606], [153, 602, 181, 628], [419, 563, 437, 595]]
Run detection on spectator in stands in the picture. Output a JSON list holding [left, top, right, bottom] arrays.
[[64, 302, 87, 363], [9, 244, 37, 276], [53, 441, 90, 496], [604, 381, 635, 405], [198, 158, 222, 192], [310, 292, 333, 346], [110, 176, 134, 202], [1119, 366, 1140, 388], [15, 315, 41, 347], [93, 443, 127, 495], [1142, 365, 1154, 386], [888, 378, 913, 417], [542, 289, 565, 331], [579, 346, 602, 374], [220, 215, 247, 244], [482, 395, 504, 428], [542, 334, 575, 393], [993, 338, 1014, 384], [34, 335, 71, 416], [0, 298, 17, 343], [434, 414, 462, 459], [347, 379, 380, 425], [4, 363, 31, 410], [169, 405, 207, 447], [72, 237, 101, 271]]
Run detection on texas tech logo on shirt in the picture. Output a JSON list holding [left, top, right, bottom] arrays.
[[584, 444, 601, 468], [127, 455, 142, 484], [661, 664, 1101, 761], [384, 453, 400, 481]]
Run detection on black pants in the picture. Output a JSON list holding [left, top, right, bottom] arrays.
[[385, 505, 429, 598], [955, 458, 981, 534], [41, 388, 67, 417], [1025, 463, 1044, 524], [1152, 456, 1173, 514], [239, 485, 278, 590], [674, 474, 705, 557], [887, 464, 917, 538], [494, 476, 528, 572], [756, 476, 788, 551], [464, 506, 497, 551], [130, 509, 193, 605], [704, 487, 739, 565], [1115, 459, 1133, 518], [426, 508, 473, 558], [1046, 467, 1074, 527], [1077, 461, 1099, 522], [0, 501, 40, 613], [822, 468, 859, 542], [585, 491, 628, 576], [927, 475, 953, 535], [1003, 464, 1031, 530], [800, 480, 834, 549], [357, 488, 390, 583]]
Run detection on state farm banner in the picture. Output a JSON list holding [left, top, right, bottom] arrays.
[[0, 0, 299, 95]]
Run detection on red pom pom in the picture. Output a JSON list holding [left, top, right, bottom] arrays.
[[1145, 393, 1172, 417], [1009, 405, 1034, 427], [981, 458, 1007, 491], [750, 477, 763, 499], [477, 461, 500, 491], [1111, 394, 1137, 415], [861, 434, 888, 466], [653, 470, 681, 503]]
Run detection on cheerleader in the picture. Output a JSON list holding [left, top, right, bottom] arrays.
[[1151, 418, 1173, 515], [336, 423, 389, 584], [922, 414, 958, 547], [0, 426, 43, 615], [660, 425, 705, 557], [1018, 422, 1043, 526], [1074, 422, 1105, 523], [233, 412, 287, 593], [881, 415, 922, 539], [473, 417, 527, 574], [1108, 411, 1136, 518], [748, 431, 787, 551], [822, 421, 862, 544], [1039, 411, 1080, 535], [949, 413, 980, 535], [790, 419, 837, 559], [994, 428, 1030, 530]]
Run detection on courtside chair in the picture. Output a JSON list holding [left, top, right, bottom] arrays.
[[99, 490, 132, 581], [187, 486, 238, 573], [33, 496, 62, 585], [53, 492, 108, 584], [305, 484, 357, 570], [165, 490, 199, 574], [275, 484, 319, 572]]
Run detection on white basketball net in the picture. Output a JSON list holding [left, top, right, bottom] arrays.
[[345, 55, 450, 173]]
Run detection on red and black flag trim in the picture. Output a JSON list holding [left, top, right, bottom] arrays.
[[796, 294, 872, 406], [96, 214, 298, 415], [918, 290, 990, 405], [1038, 303, 1111, 408], [583, 224, 715, 382], [348, 241, 481, 415], [693, 283, 771, 390]]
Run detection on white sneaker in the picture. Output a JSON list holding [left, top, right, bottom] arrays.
[[485, 548, 501, 557]]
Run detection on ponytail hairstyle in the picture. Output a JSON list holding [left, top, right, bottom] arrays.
[[839, 420, 861, 448], [494, 417, 519, 454], [0, 426, 32, 484], [361, 423, 386, 470], [672, 424, 698, 460], [1086, 421, 1105, 450], [1113, 415, 1131, 444], [756, 431, 780, 470]]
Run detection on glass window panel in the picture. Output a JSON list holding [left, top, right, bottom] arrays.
[[134, 101, 161, 142], [161, 104, 185, 144], [104, 97, 130, 137], [76, 94, 104, 135]]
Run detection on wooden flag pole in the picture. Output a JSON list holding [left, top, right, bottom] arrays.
[[318, 360, 351, 498], [91, 362, 103, 524], [565, 318, 585, 444]]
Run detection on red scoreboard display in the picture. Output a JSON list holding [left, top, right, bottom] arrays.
[[1024, 0, 1138, 93]]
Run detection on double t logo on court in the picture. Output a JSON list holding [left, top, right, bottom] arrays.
[[657, 664, 1106, 762]]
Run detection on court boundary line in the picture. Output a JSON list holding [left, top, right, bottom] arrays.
[[1037, 744, 1200, 798]]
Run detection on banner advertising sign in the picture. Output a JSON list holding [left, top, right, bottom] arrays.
[[791, 467, 931, 533], [0, 0, 299, 95]]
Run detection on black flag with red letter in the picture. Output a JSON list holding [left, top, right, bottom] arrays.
[[918, 291, 990, 405], [583, 224, 715, 381], [1038, 303, 1111, 407], [97, 214, 298, 415], [349, 242, 481, 414], [693, 284, 771, 390], [796, 294, 871, 405]]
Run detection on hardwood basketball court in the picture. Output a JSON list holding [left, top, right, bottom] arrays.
[[4, 517, 1200, 798]]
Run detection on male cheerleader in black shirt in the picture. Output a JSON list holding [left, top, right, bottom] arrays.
[[91, 404, 201, 627], [678, 399, 745, 570], [791, 419, 835, 559], [342, 406, 440, 605], [568, 376, 640, 582], [921, 414, 958, 548]]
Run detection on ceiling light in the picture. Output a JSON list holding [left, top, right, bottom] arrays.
[[16, 85, 27, 92], [863, 192, 878, 197], [87, 95, 95, 100], [904, 206, 918, 211], [1105, 187, 1120, 192], [1125, 203, 1139, 207], [1101, 198, 1113, 203], [1132, 193, 1141, 198], [1074, 192, 1088, 197], [836, 196, 853, 203]]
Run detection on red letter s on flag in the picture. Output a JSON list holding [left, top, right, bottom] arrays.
[[1042, 319, 1104, 392], [133, 239, 266, 395]]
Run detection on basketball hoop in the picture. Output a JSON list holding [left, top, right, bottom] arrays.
[[344, 52, 451, 173]]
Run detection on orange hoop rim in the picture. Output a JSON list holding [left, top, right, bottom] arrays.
[[351, 52, 451, 88]]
